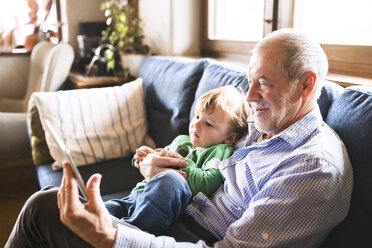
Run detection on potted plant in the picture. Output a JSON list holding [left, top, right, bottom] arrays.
[[100, 0, 150, 77]]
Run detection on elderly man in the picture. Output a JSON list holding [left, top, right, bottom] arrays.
[[6, 28, 352, 248]]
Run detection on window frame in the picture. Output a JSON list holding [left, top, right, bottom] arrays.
[[201, 0, 372, 79]]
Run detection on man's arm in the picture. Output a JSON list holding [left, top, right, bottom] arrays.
[[190, 158, 351, 247], [57, 162, 117, 248], [57, 161, 212, 248]]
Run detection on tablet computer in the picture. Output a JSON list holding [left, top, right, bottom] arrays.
[[44, 119, 88, 200]]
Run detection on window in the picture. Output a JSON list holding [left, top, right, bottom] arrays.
[[202, 0, 372, 79], [208, 0, 264, 42], [0, 0, 60, 52], [294, 0, 372, 46]]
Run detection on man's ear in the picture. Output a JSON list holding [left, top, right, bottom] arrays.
[[301, 71, 317, 98], [224, 132, 239, 145]]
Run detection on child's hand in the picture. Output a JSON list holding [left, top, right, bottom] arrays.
[[155, 149, 183, 159], [134, 146, 155, 168], [138, 153, 188, 181]]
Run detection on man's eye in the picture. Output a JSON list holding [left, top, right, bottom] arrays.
[[248, 81, 258, 87], [206, 122, 213, 127], [259, 79, 272, 86]]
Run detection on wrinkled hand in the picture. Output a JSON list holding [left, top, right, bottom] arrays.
[[57, 162, 116, 248], [138, 153, 188, 181]]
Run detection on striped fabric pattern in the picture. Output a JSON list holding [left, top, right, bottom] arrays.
[[32, 78, 155, 168]]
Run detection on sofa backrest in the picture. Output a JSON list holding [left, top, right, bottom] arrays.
[[320, 86, 372, 248], [318, 80, 344, 120], [138, 56, 209, 147], [189, 63, 249, 122]]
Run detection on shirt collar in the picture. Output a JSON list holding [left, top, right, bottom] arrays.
[[278, 107, 323, 147], [247, 107, 323, 148]]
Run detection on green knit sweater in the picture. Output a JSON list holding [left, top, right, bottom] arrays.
[[132, 135, 234, 197]]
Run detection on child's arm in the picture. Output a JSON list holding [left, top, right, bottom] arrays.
[[180, 144, 234, 197], [181, 164, 224, 197]]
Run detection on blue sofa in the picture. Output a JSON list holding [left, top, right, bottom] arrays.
[[30, 56, 372, 247]]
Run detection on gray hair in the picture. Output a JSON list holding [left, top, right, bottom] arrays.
[[254, 28, 328, 95]]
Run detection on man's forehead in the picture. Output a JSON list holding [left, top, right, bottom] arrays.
[[246, 55, 262, 78], [246, 48, 281, 79]]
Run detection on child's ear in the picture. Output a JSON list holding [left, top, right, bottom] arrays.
[[224, 132, 239, 145]]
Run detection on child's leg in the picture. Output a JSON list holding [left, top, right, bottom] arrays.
[[104, 190, 142, 219], [125, 170, 192, 235]]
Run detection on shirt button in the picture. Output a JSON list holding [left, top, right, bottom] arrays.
[[230, 158, 236, 163], [262, 233, 269, 240]]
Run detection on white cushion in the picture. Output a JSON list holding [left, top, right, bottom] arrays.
[[31, 78, 155, 169]]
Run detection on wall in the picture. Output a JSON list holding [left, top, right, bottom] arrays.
[[60, 0, 106, 52], [172, 0, 200, 55], [139, 0, 172, 55], [0, 55, 29, 99], [0, 0, 105, 102], [139, 0, 201, 56], [58, 0, 200, 56]]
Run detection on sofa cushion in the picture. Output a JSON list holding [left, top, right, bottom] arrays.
[[317, 80, 344, 121], [321, 86, 372, 248], [138, 56, 209, 147], [35, 157, 143, 198], [31, 78, 155, 169], [190, 63, 249, 121], [28, 98, 53, 165]]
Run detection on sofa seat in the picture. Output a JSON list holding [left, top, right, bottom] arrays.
[[34, 157, 142, 201]]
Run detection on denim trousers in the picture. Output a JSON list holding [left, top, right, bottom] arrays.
[[104, 170, 192, 235]]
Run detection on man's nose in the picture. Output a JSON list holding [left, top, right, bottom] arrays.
[[246, 82, 260, 103]]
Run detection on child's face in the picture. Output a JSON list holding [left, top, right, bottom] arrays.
[[189, 107, 236, 148]]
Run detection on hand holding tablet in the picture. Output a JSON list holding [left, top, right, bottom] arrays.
[[44, 119, 88, 200]]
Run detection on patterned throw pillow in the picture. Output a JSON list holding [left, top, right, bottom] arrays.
[[30, 78, 155, 169]]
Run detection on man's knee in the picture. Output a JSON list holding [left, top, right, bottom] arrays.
[[27, 186, 59, 207], [23, 186, 60, 224], [7, 186, 92, 248]]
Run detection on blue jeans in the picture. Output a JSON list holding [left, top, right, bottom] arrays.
[[104, 170, 192, 235]]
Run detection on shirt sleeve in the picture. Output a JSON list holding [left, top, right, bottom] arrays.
[[164, 135, 190, 151], [181, 163, 223, 197], [114, 224, 212, 248], [181, 145, 233, 197]]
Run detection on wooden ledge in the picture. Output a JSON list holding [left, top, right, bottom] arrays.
[[68, 73, 126, 88]]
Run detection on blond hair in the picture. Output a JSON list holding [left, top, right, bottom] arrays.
[[196, 85, 252, 137]]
